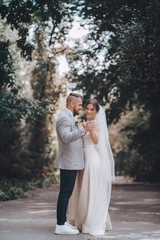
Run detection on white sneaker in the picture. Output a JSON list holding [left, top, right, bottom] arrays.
[[55, 223, 79, 235], [65, 221, 78, 230]]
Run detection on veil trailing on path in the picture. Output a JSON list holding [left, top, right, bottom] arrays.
[[95, 106, 115, 182]]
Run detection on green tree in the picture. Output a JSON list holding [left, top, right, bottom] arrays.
[[67, 0, 160, 182], [0, 0, 73, 180], [0, 0, 75, 59], [0, 40, 45, 179], [27, 18, 63, 178]]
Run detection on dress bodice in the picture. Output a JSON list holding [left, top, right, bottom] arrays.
[[83, 132, 95, 148]]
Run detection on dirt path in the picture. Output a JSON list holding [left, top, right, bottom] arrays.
[[0, 178, 160, 240]]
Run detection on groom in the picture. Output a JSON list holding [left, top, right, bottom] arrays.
[[55, 92, 86, 235]]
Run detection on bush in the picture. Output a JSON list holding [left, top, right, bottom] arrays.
[[0, 179, 31, 201], [32, 173, 60, 188], [0, 173, 59, 201], [115, 108, 160, 183]]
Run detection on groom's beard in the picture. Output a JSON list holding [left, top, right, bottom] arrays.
[[73, 108, 79, 116]]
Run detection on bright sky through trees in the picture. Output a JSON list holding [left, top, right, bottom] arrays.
[[58, 16, 88, 75]]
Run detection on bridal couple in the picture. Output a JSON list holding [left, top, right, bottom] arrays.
[[55, 92, 115, 236]]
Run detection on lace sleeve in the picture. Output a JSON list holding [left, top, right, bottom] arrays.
[[93, 120, 100, 137]]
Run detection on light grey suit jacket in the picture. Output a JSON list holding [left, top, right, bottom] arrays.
[[55, 108, 85, 170]]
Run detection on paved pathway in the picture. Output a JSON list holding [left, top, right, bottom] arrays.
[[0, 177, 160, 240]]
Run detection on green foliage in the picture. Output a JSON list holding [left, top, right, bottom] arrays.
[[69, 0, 160, 121], [66, 0, 160, 182], [0, 39, 45, 125], [2, 0, 159, 183], [123, 110, 160, 182], [0, 0, 35, 59], [0, 89, 45, 127], [0, 0, 74, 59], [27, 15, 62, 178], [0, 173, 59, 201], [0, 40, 46, 180], [0, 179, 32, 201], [33, 173, 60, 188], [0, 41, 16, 88], [0, 0, 68, 183], [115, 108, 160, 182]]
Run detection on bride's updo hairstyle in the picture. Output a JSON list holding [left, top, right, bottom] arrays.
[[85, 99, 100, 112]]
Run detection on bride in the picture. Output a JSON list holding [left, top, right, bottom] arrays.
[[67, 98, 115, 236]]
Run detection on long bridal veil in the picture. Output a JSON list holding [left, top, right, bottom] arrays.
[[95, 105, 115, 182], [95, 105, 115, 230]]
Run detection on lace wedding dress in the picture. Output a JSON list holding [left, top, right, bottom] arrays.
[[68, 125, 113, 235]]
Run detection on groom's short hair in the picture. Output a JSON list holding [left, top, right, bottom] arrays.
[[69, 92, 83, 99], [66, 92, 83, 105]]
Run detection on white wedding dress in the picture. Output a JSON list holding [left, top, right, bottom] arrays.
[[68, 115, 114, 236]]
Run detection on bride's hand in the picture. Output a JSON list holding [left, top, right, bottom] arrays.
[[82, 121, 89, 132], [87, 121, 95, 131], [84, 121, 95, 132]]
